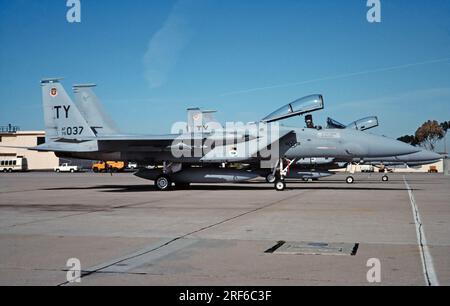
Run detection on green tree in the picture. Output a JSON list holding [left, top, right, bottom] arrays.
[[415, 120, 445, 151]]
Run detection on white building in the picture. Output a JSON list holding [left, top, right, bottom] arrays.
[[0, 130, 59, 170]]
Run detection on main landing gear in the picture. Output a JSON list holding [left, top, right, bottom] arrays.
[[271, 158, 296, 191], [155, 174, 172, 191], [154, 175, 192, 191], [265, 173, 276, 184], [154, 162, 183, 191]]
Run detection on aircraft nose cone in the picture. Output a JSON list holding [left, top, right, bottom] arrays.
[[419, 150, 442, 161], [367, 136, 419, 157]]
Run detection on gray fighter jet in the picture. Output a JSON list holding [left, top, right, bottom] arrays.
[[33, 79, 418, 191], [326, 116, 441, 182], [261, 116, 441, 184], [72, 82, 425, 188], [264, 148, 441, 185]]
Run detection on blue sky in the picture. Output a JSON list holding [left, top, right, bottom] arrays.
[[0, 0, 449, 149]]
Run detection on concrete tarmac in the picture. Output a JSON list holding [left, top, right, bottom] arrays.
[[0, 172, 448, 286]]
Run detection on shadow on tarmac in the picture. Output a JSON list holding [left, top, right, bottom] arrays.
[[43, 184, 420, 193]]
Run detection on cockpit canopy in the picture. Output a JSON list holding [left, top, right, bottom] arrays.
[[326, 117, 346, 129], [262, 95, 324, 123], [327, 116, 379, 131], [347, 116, 379, 131]]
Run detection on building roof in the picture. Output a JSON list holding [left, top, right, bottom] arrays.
[[0, 131, 45, 136]]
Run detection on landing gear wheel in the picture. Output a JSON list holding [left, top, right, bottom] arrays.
[[346, 176, 354, 184], [266, 173, 276, 184], [382, 175, 389, 182], [155, 175, 172, 191], [274, 180, 286, 191]]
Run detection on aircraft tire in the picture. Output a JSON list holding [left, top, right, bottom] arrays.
[[382, 175, 389, 182], [346, 176, 354, 184], [274, 180, 286, 191], [155, 175, 172, 191], [266, 173, 276, 184]]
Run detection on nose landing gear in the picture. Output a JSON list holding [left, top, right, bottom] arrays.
[[272, 158, 296, 191], [346, 176, 355, 184], [274, 180, 286, 191]]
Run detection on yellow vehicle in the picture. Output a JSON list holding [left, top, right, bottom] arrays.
[[92, 161, 126, 173], [428, 166, 438, 173]]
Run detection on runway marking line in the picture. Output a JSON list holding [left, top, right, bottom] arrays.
[[403, 176, 439, 286]]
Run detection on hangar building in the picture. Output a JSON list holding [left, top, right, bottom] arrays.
[[0, 126, 59, 170]]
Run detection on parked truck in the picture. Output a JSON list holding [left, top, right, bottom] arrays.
[[54, 163, 79, 173], [428, 165, 438, 173], [92, 161, 126, 173]]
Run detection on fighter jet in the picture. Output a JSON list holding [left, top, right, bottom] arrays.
[[260, 116, 441, 184], [327, 116, 441, 182], [262, 148, 441, 185], [33, 78, 419, 191]]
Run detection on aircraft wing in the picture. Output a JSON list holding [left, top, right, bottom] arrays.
[[30, 134, 204, 152], [201, 128, 296, 162], [96, 134, 207, 152]]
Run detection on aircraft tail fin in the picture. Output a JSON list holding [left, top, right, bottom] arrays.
[[187, 108, 221, 133], [73, 84, 120, 135], [41, 78, 96, 140], [187, 108, 202, 133]]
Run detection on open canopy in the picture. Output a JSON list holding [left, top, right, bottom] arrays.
[[327, 116, 379, 131], [327, 117, 346, 129], [262, 95, 324, 123], [347, 116, 379, 131]]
